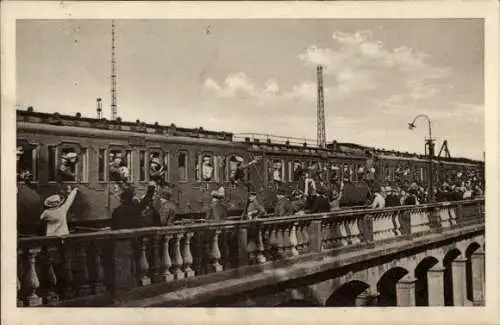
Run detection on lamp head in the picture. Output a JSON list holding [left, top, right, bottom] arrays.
[[408, 122, 416, 130]]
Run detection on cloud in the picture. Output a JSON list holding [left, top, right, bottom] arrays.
[[300, 30, 451, 105], [202, 72, 279, 100]]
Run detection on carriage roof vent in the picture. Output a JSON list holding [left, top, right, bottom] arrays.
[[266, 138, 272, 144], [303, 142, 307, 147], [136, 119, 140, 124], [154, 121, 159, 126], [245, 137, 250, 143], [116, 117, 122, 122], [75, 112, 82, 118], [285, 140, 290, 145], [27, 106, 34, 112]]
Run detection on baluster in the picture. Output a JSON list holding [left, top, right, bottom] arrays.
[[61, 243, 75, 299], [137, 237, 151, 286], [210, 230, 223, 272], [276, 226, 285, 258], [320, 222, 328, 249], [295, 223, 304, 252], [90, 242, 106, 294], [262, 228, 272, 260], [156, 235, 174, 282], [393, 211, 402, 236], [256, 229, 267, 264], [282, 224, 292, 257], [339, 220, 349, 246], [268, 227, 278, 259], [302, 222, 310, 252], [183, 232, 195, 277], [149, 235, 160, 282], [350, 218, 361, 244], [42, 246, 59, 303], [76, 244, 91, 296], [173, 233, 185, 279], [22, 247, 42, 306], [290, 223, 299, 257]]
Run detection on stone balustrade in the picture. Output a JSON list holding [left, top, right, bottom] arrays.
[[17, 198, 484, 307]]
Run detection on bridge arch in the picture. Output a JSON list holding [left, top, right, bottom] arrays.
[[442, 248, 463, 306], [414, 256, 440, 306], [377, 267, 410, 306], [325, 280, 371, 306], [465, 242, 482, 302]]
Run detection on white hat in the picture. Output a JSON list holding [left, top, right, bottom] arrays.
[[151, 157, 161, 165], [370, 167, 376, 173], [235, 156, 244, 162], [211, 186, 225, 199], [44, 194, 64, 208], [65, 152, 78, 159], [16, 146, 23, 155], [331, 166, 340, 170], [358, 167, 365, 173]]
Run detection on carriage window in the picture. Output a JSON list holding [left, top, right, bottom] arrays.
[[139, 151, 147, 182], [16, 144, 37, 182], [149, 151, 166, 183], [109, 150, 131, 182], [227, 155, 243, 181], [197, 154, 215, 182], [98, 149, 106, 181], [58, 147, 78, 182], [271, 159, 284, 182], [178, 151, 188, 181], [48, 146, 57, 181], [291, 161, 303, 182]]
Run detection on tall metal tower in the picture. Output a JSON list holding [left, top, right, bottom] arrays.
[[110, 20, 118, 120], [316, 65, 326, 148]]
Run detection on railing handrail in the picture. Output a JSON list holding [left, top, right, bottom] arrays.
[[18, 198, 484, 245]]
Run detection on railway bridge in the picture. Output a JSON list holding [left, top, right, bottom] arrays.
[[18, 198, 485, 307]]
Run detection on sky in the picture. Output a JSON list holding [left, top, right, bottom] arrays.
[[17, 19, 484, 160]]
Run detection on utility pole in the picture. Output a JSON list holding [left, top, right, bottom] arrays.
[[110, 20, 118, 120], [316, 65, 326, 148]]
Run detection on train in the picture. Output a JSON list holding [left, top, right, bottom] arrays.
[[16, 107, 484, 233]]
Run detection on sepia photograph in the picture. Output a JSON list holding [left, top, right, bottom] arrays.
[[2, 1, 499, 324]]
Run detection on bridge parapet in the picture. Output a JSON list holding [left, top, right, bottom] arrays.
[[17, 199, 484, 307]]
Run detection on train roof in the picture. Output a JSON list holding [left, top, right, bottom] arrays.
[[16, 109, 234, 142], [16, 109, 484, 166], [335, 142, 483, 165]]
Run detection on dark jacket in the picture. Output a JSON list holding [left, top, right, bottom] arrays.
[[403, 195, 417, 206], [311, 195, 330, 213], [111, 191, 155, 229], [385, 195, 400, 207], [246, 200, 266, 219], [274, 197, 294, 217]]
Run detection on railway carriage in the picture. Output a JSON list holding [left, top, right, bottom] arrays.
[[16, 108, 485, 234], [16, 109, 252, 232]]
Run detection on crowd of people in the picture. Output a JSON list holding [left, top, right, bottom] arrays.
[[19, 142, 484, 236]]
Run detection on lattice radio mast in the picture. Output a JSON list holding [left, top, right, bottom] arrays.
[[110, 20, 118, 120], [316, 65, 326, 148]]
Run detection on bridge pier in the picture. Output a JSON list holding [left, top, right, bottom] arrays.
[[471, 250, 485, 305], [451, 256, 467, 306], [427, 265, 445, 306], [396, 275, 416, 306], [354, 288, 379, 306]]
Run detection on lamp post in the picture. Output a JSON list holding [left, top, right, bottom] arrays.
[[408, 114, 435, 202]]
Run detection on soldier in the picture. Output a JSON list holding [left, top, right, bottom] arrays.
[[202, 156, 214, 181], [110, 153, 127, 182], [206, 187, 227, 221], [230, 157, 258, 184], [149, 156, 165, 185], [40, 186, 79, 236], [138, 181, 160, 228], [329, 182, 344, 211], [156, 187, 177, 226], [246, 192, 266, 220], [274, 189, 294, 217], [59, 152, 78, 182]]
